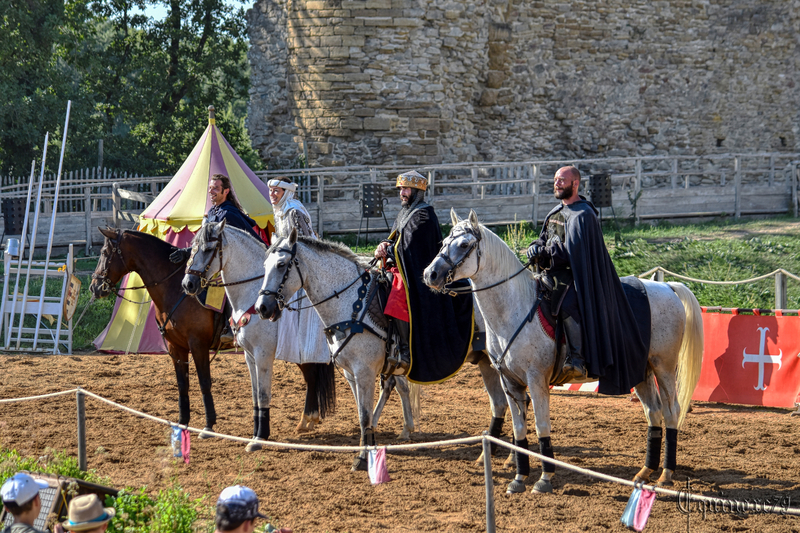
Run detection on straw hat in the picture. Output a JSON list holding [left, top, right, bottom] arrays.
[[61, 494, 115, 531]]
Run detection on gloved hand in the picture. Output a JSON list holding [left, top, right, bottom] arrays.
[[526, 242, 545, 262], [169, 247, 191, 264]]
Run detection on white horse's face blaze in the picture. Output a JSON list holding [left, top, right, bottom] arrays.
[[256, 239, 298, 321], [181, 223, 224, 295], [423, 222, 480, 290]]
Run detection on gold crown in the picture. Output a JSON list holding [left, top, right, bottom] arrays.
[[396, 171, 427, 191]]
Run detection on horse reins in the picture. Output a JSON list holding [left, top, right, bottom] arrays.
[[92, 230, 184, 303], [435, 225, 533, 296], [258, 243, 368, 313], [186, 230, 264, 288]]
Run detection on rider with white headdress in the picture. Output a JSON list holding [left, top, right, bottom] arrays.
[[268, 177, 330, 365]]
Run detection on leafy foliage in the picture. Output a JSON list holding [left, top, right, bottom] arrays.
[[0, 0, 263, 177]]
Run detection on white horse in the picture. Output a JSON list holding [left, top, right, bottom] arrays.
[[181, 220, 421, 450], [254, 229, 511, 471], [423, 210, 704, 494]]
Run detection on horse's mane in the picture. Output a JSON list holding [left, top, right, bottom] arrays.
[[196, 222, 267, 252], [464, 221, 538, 301], [122, 230, 175, 254], [296, 236, 372, 270]]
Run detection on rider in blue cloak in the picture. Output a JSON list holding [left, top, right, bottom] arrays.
[[170, 173, 261, 343], [526, 165, 648, 395]]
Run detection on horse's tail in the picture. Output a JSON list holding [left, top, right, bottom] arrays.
[[668, 282, 704, 428], [315, 362, 337, 419], [408, 382, 422, 424]]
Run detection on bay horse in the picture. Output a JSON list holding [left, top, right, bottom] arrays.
[[90, 228, 334, 445], [253, 227, 511, 471], [423, 210, 704, 494]]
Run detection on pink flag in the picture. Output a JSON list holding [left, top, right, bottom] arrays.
[[181, 429, 191, 464], [368, 448, 390, 485], [633, 488, 656, 531]]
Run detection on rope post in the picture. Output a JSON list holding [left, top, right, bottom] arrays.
[[775, 271, 787, 310], [655, 269, 664, 282], [482, 436, 496, 533], [76, 388, 87, 471]]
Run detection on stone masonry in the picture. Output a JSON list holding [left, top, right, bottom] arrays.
[[247, 0, 800, 168]]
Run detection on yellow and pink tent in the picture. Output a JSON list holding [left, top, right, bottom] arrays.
[[94, 110, 273, 353]]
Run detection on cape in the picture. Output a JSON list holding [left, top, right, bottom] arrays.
[[540, 198, 648, 395], [391, 204, 473, 384], [208, 200, 259, 240]]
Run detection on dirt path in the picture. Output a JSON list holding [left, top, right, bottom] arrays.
[[1, 353, 799, 532]]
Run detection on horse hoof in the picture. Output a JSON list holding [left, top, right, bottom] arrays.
[[245, 438, 265, 452], [532, 478, 553, 494], [506, 479, 526, 494], [656, 479, 674, 487], [351, 456, 368, 472], [198, 427, 214, 439]]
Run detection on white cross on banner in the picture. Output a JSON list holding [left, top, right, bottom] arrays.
[[694, 312, 800, 408]]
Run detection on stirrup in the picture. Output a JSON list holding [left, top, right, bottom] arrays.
[[561, 358, 587, 381]]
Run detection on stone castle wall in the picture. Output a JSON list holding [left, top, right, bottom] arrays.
[[247, 0, 799, 168]]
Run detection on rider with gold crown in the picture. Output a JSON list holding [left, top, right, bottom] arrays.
[[374, 171, 473, 381]]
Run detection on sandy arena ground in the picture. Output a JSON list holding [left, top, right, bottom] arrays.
[[1, 352, 799, 532]]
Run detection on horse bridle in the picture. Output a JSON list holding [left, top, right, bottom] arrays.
[[92, 229, 184, 302], [435, 225, 482, 288], [91, 231, 125, 294], [257, 243, 303, 311], [185, 230, 224, 288]]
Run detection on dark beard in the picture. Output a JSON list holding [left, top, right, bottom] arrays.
[[400, 189, 419, 207], [554, 183, 574, 199]]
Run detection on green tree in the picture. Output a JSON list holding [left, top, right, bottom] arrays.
[[0, 0, 262, 177], [0, 1, 73, 175]]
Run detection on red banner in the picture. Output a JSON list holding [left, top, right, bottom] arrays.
[[693, 313, 800, 408]]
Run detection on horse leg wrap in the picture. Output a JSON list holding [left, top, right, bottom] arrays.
[[538, 437, 555, 474], [256, 408, 271, 440], [663, 428, 678, 472], [178, 395, 190, 426], [488, 416, 504, 455], [202, 392, 216, 428], [252, 407, 260, 438], [514, 438, 530, 478], [645, 426, 663, 471], [362, 427, 376, 447]]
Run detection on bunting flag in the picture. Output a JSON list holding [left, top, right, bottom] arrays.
[[368, 448, 391, 485], [94, 110, 273, 353]]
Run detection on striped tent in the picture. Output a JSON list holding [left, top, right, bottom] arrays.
[[94, 108, 273, 353]]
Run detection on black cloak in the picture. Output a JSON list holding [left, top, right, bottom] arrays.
[[540, 199, 648, 395], [208, 200, 259, 240], [390, 204, 473, 384]]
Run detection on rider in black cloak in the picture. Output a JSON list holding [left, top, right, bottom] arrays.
[[527, 165, 647, 395], [374, 170, 473, 383]]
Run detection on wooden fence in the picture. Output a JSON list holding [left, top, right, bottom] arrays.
[[1, 154, 799, 251]]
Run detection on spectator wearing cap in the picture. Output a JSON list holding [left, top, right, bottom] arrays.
[[58, 494, 114, 533], [1, 472, 49, 533], [214, 486, 291, 533]]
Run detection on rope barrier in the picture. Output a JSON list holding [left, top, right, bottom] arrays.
[[638, 266, 800, 285], [3, 387, 799, 518], [0, 389, 79, 403]]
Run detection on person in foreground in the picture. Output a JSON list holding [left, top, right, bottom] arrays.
[[526, 165, 646, 387], [58, 494, 114, 532], [1, 472, 50, 533], [214, 485, 291, 533]]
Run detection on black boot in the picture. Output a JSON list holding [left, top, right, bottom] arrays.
[[386, 319, 410, 373], [220, 300, 235, 345], [562, 316, 587, 381]]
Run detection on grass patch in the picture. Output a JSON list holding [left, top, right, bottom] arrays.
[[0, 447, 212, 533]]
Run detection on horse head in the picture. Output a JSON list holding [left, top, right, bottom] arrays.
[[423, 209, 483, 291], [90, 226, 126, 299], [182, 219, 227, 296], [255, 227, 300, 322]]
